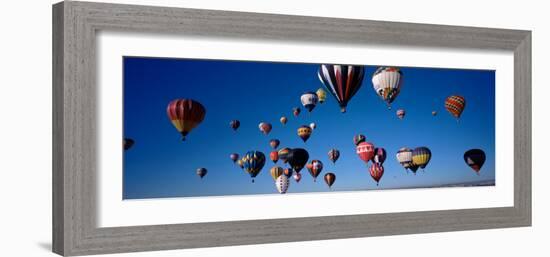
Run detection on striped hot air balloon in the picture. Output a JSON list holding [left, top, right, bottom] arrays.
[[445, 95, 466, 120], [297, 125, 313, 142], [241, 151, 266, 183], [328, 149, 340, 164], [353, 134, 366, 146], [396, 147, 413, 170], [306, 160, 324, 182], [372, 67, 403, 109], [278, 147, 291, 163], [369, 163, 384, 186], [270, 166, 284, 181], [356, 142, 375, 164], [412, 147, 432, 169], [166, 99, 206, 141], [464, 149, 486, 174], [396, 109, 406, 120], [316, 88, 327, 104], [318, 64, 365, 113]]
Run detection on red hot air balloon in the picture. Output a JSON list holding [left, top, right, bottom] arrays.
[[269, 139, 280, 149], [258, 122, 272, 135], [229, 120, 240, 131], [356, 142, 375, 164], [166, 99, 206, 141], [445, 95, 466, 120], [369, 163, 384, 186], [324, 173, 336, 188], [293, 107, 301, 117], [306, 160, 324, 182], [270, 150, 279, 163]]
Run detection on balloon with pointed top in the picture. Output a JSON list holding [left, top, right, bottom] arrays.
[[269, 150, 279, 163], [293, 107, 301, 117], [230, 153, 239, 163], [280, 116, 288, 125], [396, 109, 405, 120], [124, 138, 134, 150], [353, 134, 366, 146], [297, 125, 313, 142], [241, 151, 266, 183], [318, 64, 365, 113], [270, 166, 284, 181], [196, 168, 207, 179], [258, 122, 272, 135], [356, 141, 375, 164], [229, 120, 240, 131], [278, 147, 291, 163], [369, 163, 384, 185], [328, 149, 340, 164], [372, 67, 403, 109], [316, 88, 327, 104], [306, 160, 324, 182], [275, 175, 290, 194], [464, 149, 486, 174], [166, 99, 206, 141], [269, 139, 280, 149], [445, 95, 466, 120], [293, 172, 302, 183], [324, 173, 336, 188]]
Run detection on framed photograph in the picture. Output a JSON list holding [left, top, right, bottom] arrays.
[[53, 1, 531, 256]]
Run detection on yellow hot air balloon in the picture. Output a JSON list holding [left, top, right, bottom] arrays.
[[316, 88, 327, 104], [270, 166, 284, 181], [297, 125, 313, 142]]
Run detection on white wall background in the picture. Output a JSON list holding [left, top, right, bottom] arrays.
[[0, 0, 547, 256]]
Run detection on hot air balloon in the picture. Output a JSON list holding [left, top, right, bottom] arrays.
[[356, 141, 375, 164], [432, 111, 438, 116], [280, 116, 288, 125], [396, 147, 413, 170], [301, 92, 319, 112], [372, 67, 403, 109], [309, 123, 316, 130], [269, 139, 280, 149], [445, 95, 466, 120], [124, 138, 134, 150], [283, 168, 293, 177], [328, 149, 340, 164], [269, 150, 279, 163], [353, 134, 366, 146], [258, 122, 272, 135], [316, 88, 327, 104], [412, 147, 432, 169], [293, 107, 301, 117], [230, 153, 239, 163], [372, 147, 386, 165], [275, 175, 290, 194], [297, 125, 313, 142], [287, 148, 309, 173], [396, 109, 405, 120], [293, 173, 302, 183], [318, 64, 365, 113], [229, 120, 240, 131], [306, 160, 324, 182], [324, 173, 336, 188], [196, 168, 207, 179], [166, 99, 206, 141], [278, 147, 291, 163], [241, 151, 266, 182], [464, 149, 486, 174], [369, 163, 384, 186], [270, 166, 284, 181]]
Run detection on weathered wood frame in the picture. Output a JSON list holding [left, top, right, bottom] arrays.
[[52, 1, 531, 256]]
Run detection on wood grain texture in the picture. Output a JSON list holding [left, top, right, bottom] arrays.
[[52, 1, 531, 256]]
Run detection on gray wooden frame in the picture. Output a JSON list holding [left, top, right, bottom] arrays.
[[52, 1, 531, 256]]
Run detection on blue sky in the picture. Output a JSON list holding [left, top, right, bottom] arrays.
[[123, 57, 495, 199]]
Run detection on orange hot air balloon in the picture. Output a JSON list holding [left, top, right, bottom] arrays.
[[324, 173, 336, 188], [270, 150, 279, 163], [445, 95, 466, 120], [166, 99, 206, 141]]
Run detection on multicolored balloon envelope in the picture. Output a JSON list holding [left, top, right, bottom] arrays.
[[412, 147, 432, 169], [445, 95, 466, 119], [300, 91, 319, 112], [166, 99, 206, 141], [396, 147, 413, 170], [306, 160, 323, 182], [372, 147, 386, 165], [369, 163, 384, 185], [270, 166, 284, 181], [353, 134, 366, 146], [324, 173, 336, 188], [328, 149, 340, 164], [278, 147, 291, 163], [464, 149, 486, 173], [372, 67, 403, 109], [297, 125, 313, 142], [275, 175, 290, 194], [258, 122, 272, 135], [356, 142, 375, 164], [318, 64, 365, 113], [241, 151, 266, 182]]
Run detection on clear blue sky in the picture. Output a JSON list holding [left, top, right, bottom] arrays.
[[123, 57, 495, 199]]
